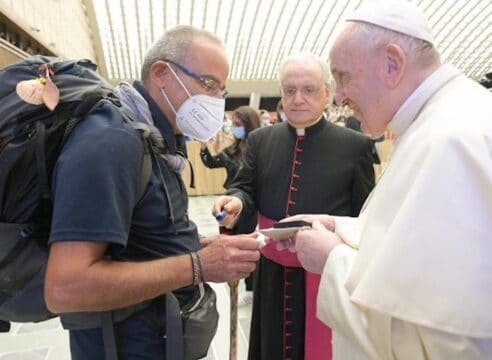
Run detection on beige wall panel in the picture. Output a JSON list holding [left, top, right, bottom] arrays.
[[0, 0, 95, 60], [182, 141, 227, 196], [0, 40, 26, 67]]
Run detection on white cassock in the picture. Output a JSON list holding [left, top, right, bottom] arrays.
[[317, 64, 492, 360]]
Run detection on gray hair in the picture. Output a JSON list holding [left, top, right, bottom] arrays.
[[347, 21, 441, 68], [278, 53, 333, 85], [141, 25, 223, 81], [278, 53, 334, 104]]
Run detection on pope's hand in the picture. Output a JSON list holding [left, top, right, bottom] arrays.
[[280, 213, 335, 231], [294, 220, 342, 274]]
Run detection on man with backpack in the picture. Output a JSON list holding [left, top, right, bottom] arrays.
[[27, 25, 259, 359]]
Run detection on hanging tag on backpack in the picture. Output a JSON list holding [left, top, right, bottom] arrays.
[[42, 67, 60, 111], [15, 65, 60, 111], [16, 78, 46, 105]]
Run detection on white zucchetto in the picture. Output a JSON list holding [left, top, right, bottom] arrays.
[[346, 0, 434, 44]]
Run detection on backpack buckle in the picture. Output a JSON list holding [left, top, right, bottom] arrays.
[[19, 226, 33, 239]]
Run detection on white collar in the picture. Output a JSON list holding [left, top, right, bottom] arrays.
[[294, 114, 324, 136], [388, 64, 460, 138]]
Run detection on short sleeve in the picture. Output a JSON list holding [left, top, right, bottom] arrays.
[[49, 111, 143, 248]]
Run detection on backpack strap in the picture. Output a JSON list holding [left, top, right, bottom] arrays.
[[99, 293, 184, 360], [98, 137, 152, 360], [137, 138, 152, 202], [101, 311, 118, 360], [116, 105, 152, 203], [166, 292, 184, 360], [35, 121, 50, 200]]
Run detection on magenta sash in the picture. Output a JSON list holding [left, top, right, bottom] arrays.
[[259, 214, 332, 360]]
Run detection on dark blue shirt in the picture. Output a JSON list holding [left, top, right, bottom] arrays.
[[49, 85, 201, 358], [50, 98, 199, 268]]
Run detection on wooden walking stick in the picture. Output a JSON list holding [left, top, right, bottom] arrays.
[[228, 280, 239, 360], [216, 223, 238, 360], [227, 232, 265, 360]]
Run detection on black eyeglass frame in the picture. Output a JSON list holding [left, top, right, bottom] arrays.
[[163, 59, 228, 98]]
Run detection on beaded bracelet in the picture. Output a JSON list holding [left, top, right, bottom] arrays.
[[189, 252, 202, 285], [195, 252, 205, 283]]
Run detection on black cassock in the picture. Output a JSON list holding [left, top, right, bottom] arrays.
[[227, 118, 375, 360]]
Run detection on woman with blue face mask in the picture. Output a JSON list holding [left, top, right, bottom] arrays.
[[200, 105, 260, 189]]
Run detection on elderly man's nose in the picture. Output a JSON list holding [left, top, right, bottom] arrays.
[[334, 89, 347, 106], [293, 89, 305, 103]]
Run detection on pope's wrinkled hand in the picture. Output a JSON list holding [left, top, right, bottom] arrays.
[[294, 220, 343, 274], [280, 213, 335, 231], [274, 214, 336, 252]]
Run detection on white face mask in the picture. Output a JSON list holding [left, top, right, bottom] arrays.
[[161, 65, 225, 142]]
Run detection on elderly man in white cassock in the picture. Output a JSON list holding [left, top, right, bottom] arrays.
[[281, 0, 492, 359]]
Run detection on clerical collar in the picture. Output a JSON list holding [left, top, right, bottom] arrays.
[[133, 81, 178, 154], [288, 114, 326, 136], [389, 64, 460, 138]]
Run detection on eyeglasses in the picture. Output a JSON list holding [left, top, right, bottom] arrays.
[[281, 86, 322, 98], [163, 59, 228, 98]]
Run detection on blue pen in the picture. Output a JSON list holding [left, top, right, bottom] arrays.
[[215, 211, 225, 222]]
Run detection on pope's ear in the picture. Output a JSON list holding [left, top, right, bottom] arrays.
[[148, 61, 171, 88], [384, 43, 406, 89]]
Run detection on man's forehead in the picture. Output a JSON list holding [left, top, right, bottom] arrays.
[[329, 29, 358, 70], [329, 50, 345, 74], [185, 41, 229, 82], [281, 61, 324, 83]]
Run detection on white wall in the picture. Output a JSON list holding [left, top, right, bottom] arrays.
[[0, 0, 95, 60]]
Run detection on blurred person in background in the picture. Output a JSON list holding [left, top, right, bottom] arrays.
[[277, 99, 287, 122], [259, 109, 273, 127], [200, 106, 260, 189]]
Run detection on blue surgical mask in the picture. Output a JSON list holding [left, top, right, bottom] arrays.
[[232, 126, 245, 139]]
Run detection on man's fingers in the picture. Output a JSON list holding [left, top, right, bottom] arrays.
[[225, 248, 261, 262], [212, 196, 232, 214], [212, 199, 227, 215], [232, 262, 257, 274], [226, 235, 261, 250], [223, 200, 239, 213], [212, 197, 241, 228]]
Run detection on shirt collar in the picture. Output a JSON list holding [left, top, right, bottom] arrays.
[[288, 114, 327, 136], [133, 81, 178, 154], [389, 64, 461, 138]]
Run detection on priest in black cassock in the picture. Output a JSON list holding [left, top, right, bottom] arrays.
[[213, 53, 375, 360]]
